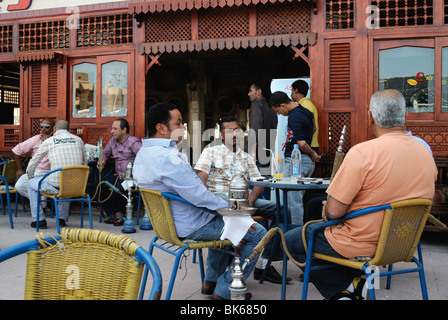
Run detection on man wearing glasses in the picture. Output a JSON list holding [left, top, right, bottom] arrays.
[[12, 118, 54, 199]]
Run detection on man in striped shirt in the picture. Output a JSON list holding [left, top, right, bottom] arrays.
[[27, 120, 87, 229]]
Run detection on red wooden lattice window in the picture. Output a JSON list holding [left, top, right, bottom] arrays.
[[371, 0, 434, 27], [258, 1, 311, 35], [328, 112, 351, 153], [325, 0, 355, 30], [0, 25, 13, 53], [19, 20, 69, 51], [444, 0, 448, 23], [198, 6, 248, 39], [145, 10, 191, 42], [77, 14, 133, 47]]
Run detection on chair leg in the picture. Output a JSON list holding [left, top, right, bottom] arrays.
[[165, 247, 189, 300], [5, 192, 13, 229]]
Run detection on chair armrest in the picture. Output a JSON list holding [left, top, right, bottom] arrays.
[[37, 168, 63, 189], [161, 192, 220, 216], [309, 203, 392, 235]]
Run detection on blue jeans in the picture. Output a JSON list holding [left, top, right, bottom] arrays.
[[287, 154, 315, 225], [281, 221, 360, 299], [186, 215, 266, 299], [28, 176, 70, 222]]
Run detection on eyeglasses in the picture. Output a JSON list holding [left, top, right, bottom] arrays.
[[222, 128, 243, 134], [40, 124, 51, 129]]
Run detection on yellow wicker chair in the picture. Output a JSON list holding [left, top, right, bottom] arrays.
[[301, 198, 432, 300], [139, 188, 235, 300], [0, 160, 21, 229], [0, 228, 162, 300], [37, 165, 93, 233]]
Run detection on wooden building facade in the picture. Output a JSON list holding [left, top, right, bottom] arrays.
[[0, 0, 446, 162]]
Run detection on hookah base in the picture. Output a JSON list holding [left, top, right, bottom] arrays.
[[122, 219, 137, 233]]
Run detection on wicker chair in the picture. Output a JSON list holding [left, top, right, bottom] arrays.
[[0, 160, 22, 229], [37, 165, 93, 233], [139, 188, 236, 300], [0, 228, 162, 300], [301, 198, 432, 300]]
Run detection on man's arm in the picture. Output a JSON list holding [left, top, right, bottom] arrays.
[[196, 170, 208, 188], [297, 140, 320, 163], [322, 196, 349, 220]]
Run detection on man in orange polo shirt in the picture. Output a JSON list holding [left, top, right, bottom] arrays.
[[280, 89, 437, 300]]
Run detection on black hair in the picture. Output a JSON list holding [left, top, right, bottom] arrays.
[[218, 116, 238, 132], [115, 118, 130, 134], [269, 91, 292, 108], [146, 102, 179, 137], [291, 80, 309, 96]]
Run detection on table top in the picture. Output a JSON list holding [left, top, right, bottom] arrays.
[[248, 177, 330, 190]]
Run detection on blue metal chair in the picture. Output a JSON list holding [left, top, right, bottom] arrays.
[[138, 188, 236, 300], [0, 160, 22, 229], [36, 165, 93, 233], [301, 198, 432, 300], [0, 228, 163, 300]]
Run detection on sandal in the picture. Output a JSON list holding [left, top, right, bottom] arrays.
[[114, 217, 125, 226], [104, 216, 117, 224]]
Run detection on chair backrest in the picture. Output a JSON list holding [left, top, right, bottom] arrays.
[[139, 188, 185, 247], [1, 160, 17, 185], [370, 198, 432, 266], [58, 165, 90, 198], [24, 228, 153, 300]]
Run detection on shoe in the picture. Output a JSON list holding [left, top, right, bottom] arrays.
[[327, 277, 367, 300], [104, 216, 116, 224], [114, 217, 124, 226], [352, 277, 368, 300], [253, 266, 292, 284], [31, 220, 47, 229], [201, 281, 216, 295], [58, 219, 66, 227], [212, 292, 252, 300]]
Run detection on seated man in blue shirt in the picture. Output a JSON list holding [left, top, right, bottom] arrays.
[[132, 102, 266, 300]]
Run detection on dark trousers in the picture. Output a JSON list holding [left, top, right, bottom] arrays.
[[101, 175, 126, 217]]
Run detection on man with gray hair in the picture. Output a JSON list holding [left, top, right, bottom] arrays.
[[27, 120, 87, 229], [274, 89, 437, 300]]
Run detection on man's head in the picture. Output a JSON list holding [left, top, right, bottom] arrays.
[[248, 84, 263, 102], [291, 80, 309, 102], [40, 118, 55, 135], [218, 116, 243, 151], [111, 118, 130, 143], [369, 89, 406, 129], [269, 91, 293, 116], [146, 102, 185, 143], [54, 120, 69, 131]]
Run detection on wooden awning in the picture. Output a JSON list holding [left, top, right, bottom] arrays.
[[15, 51, 65, 64], [138, 33, 317, 54], [129, 0, 316, 14]]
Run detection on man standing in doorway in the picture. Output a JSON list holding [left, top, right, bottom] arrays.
[[270, 91, 321, 225], [291, 80, 320, 154], [248, 83, 278, 178], [100, 118, 142, 226]]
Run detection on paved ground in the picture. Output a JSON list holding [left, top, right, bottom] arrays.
[[1, 205, 448, 302]]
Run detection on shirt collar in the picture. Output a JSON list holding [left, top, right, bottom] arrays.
[[54, 129, 68, 136], [142, 138, 177, 148], [220, 143, 246, 158]]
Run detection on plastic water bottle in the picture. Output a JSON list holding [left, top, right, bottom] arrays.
[[291, 144, 302, 178]]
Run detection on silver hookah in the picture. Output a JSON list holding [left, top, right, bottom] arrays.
[[228, 173, 249, 300], [121, 162, 137, 233]]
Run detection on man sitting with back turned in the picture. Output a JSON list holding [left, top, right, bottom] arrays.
[[27, 120, 87, 229], [133, 102, 266, 300], [275, 89, 437, 300]]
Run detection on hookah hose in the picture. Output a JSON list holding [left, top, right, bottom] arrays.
[[242, 219, 323, 269]]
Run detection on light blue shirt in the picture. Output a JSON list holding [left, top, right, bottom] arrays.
[[133, 138, 228, 237]]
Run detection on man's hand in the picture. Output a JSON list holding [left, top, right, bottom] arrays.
[[15, 169, 25, 180]]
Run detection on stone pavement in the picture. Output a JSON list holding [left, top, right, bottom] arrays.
[[1, 207, 447, 301]]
